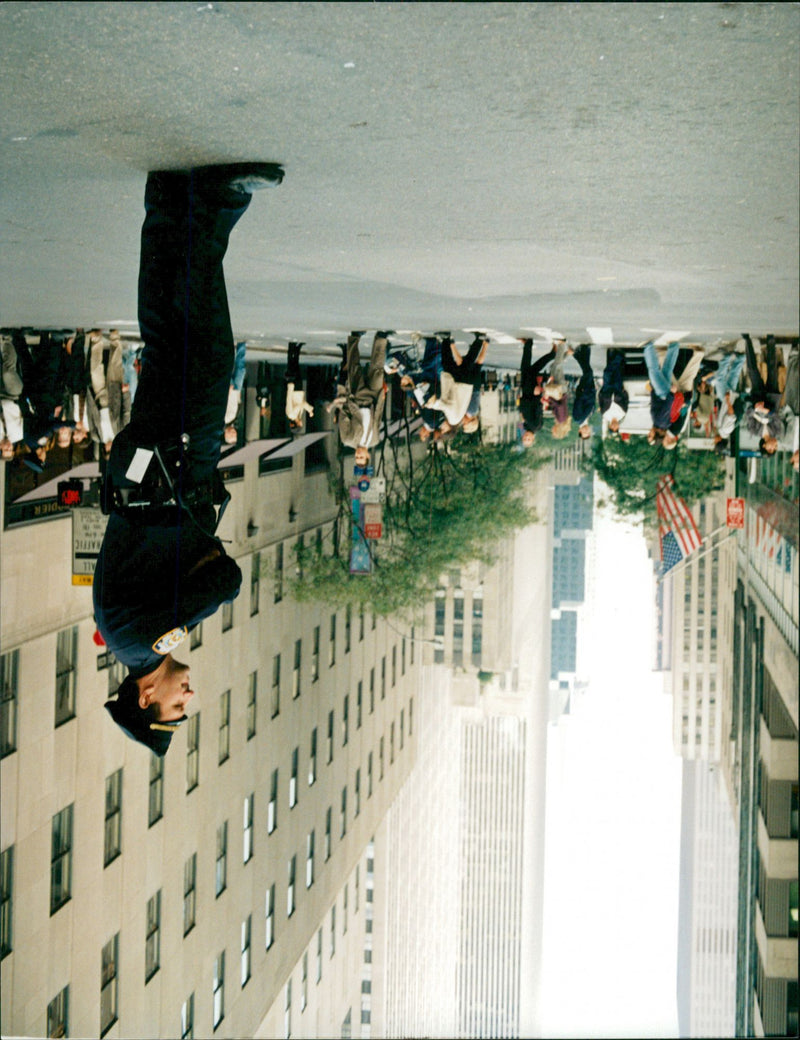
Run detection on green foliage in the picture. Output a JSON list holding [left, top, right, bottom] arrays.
[[290, 439, 546, 618], [589, 436, 726, 524]]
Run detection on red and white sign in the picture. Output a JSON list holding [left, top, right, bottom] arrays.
[[363, 503, 383, 540], [726, 497, 745, 529]]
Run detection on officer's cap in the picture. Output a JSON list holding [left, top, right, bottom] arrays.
[[105, 676, 187, 757]]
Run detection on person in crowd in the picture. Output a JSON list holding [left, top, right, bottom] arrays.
[[95, 160, 284, 756], [743, 333, 785, 455], [85, 327, 131, 457], [327, 329, 390, 466], [427, 332, 489, 430], [517, 337, 556, 447], [284, 340, 314, 431], [644, 339, 678, 445], [571, 343, 596, 439], [706, 349, 746, 452], [223, 339, 247, 445], [0, 331, 25, 459], [598, 347, 629, 436]]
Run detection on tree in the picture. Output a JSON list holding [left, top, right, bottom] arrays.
[[290, 433, 548, 618], [589, 436, 725, 524]]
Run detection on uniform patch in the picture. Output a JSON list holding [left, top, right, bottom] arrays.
[[152, 627, 188, 655]]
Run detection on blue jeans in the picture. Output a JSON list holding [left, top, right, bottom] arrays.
[[644, 341, 679, 399], [712, 354, 745, 397]]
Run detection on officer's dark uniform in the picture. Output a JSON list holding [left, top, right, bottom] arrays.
[[94, 165, 281, 751]]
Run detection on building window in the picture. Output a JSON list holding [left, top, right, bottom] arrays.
[[400, 708, 405, 750], [306, 830, 315, 888], [369, 668, 375, 714], [308, 728, 317, 786], [340, 786, 347, 838], [100, 933, 119, 1037], [409, 697, 414, 736], [316, 927, 323, 983], [186, 714, 200, 793], [1, 845, 13, 959], [391, 645, 396, 687], [359, 605, 365, 642], [243, 793, 254, 864], [212, 951, 225, 1030], [180, 994, 194, 1040], [390, 721, 395, 764], [345, 604, 351, 653], [356, 681, 363, 730], [293, 640, 301, 700], [287, 855, 296, 917], [215, 822, 228, 897], [311, 626, 320, 683], [246, 671, 257, 740], [268, 769, 278, 834], [183, 853, 197, 936], [325, 807, 332, 861], [250, 552, 260, 616], [218, 690, 230, 765], [222, 598, 234, 633], [327, 710, 334, 764], [271, 654, 281, 718], [241, 915, 252, 988], [55, 626, 78, 727], [190, 622, 203, 650], [265, 884, 275, 949], [301, 952, 308, 1011], [274, 542, 284, 603], [410, 628, 415, 664], [284, 978, 292, 1040], [149, 754, 163, 826], [354, 768, 361, 818], [330, 903, 336, 958], [367, 752, 373, 799], [145, 890, 161, 982], [103, 769, 122, 867], [50, 804, 73, 915], [380, 656, 386, 700], [342, 694, 349, 747], [402, 638, 406, 675], [379, 737, 384, 780], [290, 747, 299, 809], [329, 614, 336, 667], [47, 985, 69, 1039], [1, 649, 19, 758], [342, 1009, 352, 1039]]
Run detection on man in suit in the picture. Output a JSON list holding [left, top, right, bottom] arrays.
[[328, 330, 389, 465]]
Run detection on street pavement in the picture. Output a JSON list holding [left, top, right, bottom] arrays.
[[0, 1, 797, 349]]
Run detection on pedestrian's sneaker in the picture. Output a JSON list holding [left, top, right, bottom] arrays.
[[193, 162, 285, 195]]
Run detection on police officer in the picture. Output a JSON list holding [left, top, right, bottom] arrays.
[[94, 161, 284, 755]]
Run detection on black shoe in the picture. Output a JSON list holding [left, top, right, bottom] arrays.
[[435, 330, 451, 339], [193, 162, 285, 195], [376, 330, 395, 338], [350, 330, 366, 338], [288, 341, 305, 350]]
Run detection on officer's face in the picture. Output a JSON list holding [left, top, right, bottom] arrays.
[[141, 655, 195, 721]]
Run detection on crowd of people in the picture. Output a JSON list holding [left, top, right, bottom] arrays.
[[2, 325, 798, 479]]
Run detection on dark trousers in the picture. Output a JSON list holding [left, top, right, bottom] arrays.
[[285, 343, 303, 387], [572, 343, 596, 425], [442, 336, 485, 388], [744, 334, 780, 402], [127, 171, 250, 488], [599, 348, 628, 413]]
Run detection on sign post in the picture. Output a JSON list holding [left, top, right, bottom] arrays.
[[71, 508, 109, 585]]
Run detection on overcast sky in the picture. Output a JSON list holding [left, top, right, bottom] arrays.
[[540, 510, 683, 1038]]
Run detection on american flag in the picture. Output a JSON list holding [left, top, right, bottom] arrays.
[[657, 474, 702, 574]]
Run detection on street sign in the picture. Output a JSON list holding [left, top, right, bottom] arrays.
[[361, 476, 386, 504], [71, 508, 109, 585], [726, 497, 745, 529], [363, 503, 383, 539]]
